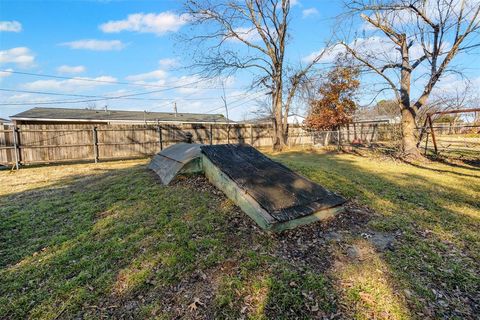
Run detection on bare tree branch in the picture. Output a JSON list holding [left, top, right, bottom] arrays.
[[183, 0, 327, 149], [341, 0, 480, 157]]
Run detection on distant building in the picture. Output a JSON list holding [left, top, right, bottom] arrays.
[[0, 118, 12, 125], [352, 115, 401, 124], [287, 114, 305, 125], [242, 113, 306, 125], [10, 107, 231, 125]]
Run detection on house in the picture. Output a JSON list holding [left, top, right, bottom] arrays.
[[287, 114, 306, 125], [242, 113, 306, 125], [10, 107, 231, 125], [0, 118, 9, 124], [352, 114, 401, 124]]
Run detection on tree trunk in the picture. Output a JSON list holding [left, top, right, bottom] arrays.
[[272, 106, 286, 150], [398, 36, 422, 159], [400, 107, 422, 159], [272, 82, 286, 151]]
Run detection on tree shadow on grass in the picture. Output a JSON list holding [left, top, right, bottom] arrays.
[[1, 153, 479, 319], [0, 163, 274, 319], [0, 165, 144, 268], [271, 151, 479, 319], [401, 160, 479, 179]]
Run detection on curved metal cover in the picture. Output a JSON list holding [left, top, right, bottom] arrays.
[[148, 143, 202, 185]]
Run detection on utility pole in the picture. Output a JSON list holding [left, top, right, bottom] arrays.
[[174, 102, 178, 117]]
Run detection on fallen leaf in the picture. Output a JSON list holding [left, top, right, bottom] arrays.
[[359, 292, 375, 305], [188, 297, 205, 312], [188, 302, 197, 312]]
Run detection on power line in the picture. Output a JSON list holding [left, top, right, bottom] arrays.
[[226, 95, 267, 112], [0, 88, 125, 99], [0, 87, 266, 106], [0, 69, 246, 90], [204, 91, 267, 114], [204, 93, 262, 114], [0, 76, 207, 99], [0, 93, 264, 117], [0, 88, 173, 106]]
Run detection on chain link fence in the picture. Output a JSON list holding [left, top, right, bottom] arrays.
[[418, 123, 480, 162]]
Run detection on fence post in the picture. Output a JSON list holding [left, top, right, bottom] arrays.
[[250, 125, 254, 146], [158, 125, 163, 151], [12, 126, 20, 170], [209, 124, 213, 145], [337, 130, 341, 150], [227, 124, 230, 144], [92, 127, 99, 163]]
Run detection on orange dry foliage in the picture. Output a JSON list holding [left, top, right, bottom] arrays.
[[306, 58, 360, 130]]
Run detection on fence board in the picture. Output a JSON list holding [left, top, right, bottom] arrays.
[[0, 122, 400, 166]]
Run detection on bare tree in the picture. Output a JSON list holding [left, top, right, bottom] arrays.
[[183, 0, 328, 150], [340, 0, 480, 158], [86, 102, 98, 110], [422, 81, 470, 119], [355, 99, 401, 122]]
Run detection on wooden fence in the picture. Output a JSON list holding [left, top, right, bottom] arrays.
[[0, 122, 398, 167], [0, 123, 314, 166]]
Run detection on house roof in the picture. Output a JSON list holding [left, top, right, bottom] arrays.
[[240, 113, 305, 124], [10, 107, 230, 124], [0, 118, 9, 123], [353, 115, 400, 123]]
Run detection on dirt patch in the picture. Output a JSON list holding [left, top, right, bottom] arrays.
[[171, 174, 222, 195], [89, 173, 396, 319], [172, 174, 396, 266]]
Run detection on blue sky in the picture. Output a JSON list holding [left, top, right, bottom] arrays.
[[0, 0, 341, 120], [0, 0, 479, 120]]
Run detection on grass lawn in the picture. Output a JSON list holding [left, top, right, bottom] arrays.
[[0, 150, 478, 319]]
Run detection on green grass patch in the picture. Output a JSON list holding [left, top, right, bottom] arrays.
[[271, 150, 479, 318], [1, 150, 479, 319]]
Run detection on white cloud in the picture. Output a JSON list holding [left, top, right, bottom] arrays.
[[158, 58, 180, 69], [22, 76, 118, 92], [361, 0, 480, 32], [57, 65, 86, 74], [302, 8, 319, 18], [100, 12, 189, 35], [125, 69, 168, 81], [175, 75, 234, 95], [352, 36, 424, 61], [303, 36, 425, 64], [0, 47, 35, 67], [431, 75, 480, 97], [291, 0, 301, 7], [0, 21, 22, 32], [3, 93, 53, 103], [360, 19, 379, 32], [0, 68, 13, 81], [303, 44, 343, 64], [226, 27, 261, 43], [174, 75, 204, 94], [60, 39, 125, 51]]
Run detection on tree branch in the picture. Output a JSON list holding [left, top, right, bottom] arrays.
[[341, 42, 400, 101]]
